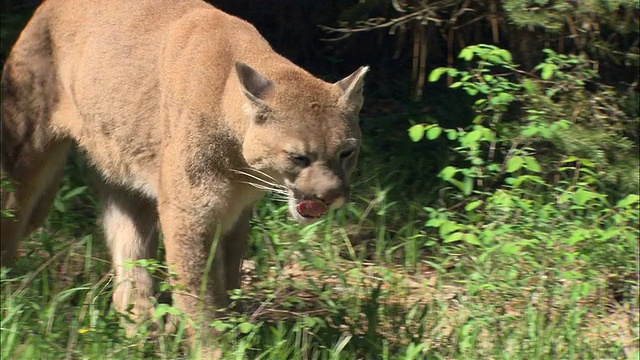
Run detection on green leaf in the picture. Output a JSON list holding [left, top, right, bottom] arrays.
[[62, 186, 88, 201], [524, 157, 541, 172], [152, 304, 182, 319], [562, 156, 579, 163], [459, 48, 474, 61], [540, 64, 557, 80], [572, 188, 598, 206], [474, 99, 487, 107], [465, 87, 479, 96], [238, 322, 255, 334], [561, 271, 585, 280], [490, 92, 516, 106], [440, 220, 461, 237], [566, 229, 587, 246], [496, 49, 513, 62], [447, 68, 460, 77], [465, 129, 483, 143], [480, 127, 495, 141], [463, 176, 473, 196], [463, 233, 481, 245], [602, 228, 622, 241], [579, 159, 595, 167], [408, 124, 425, 142], [522, 79, 538, 94], [439, 166, 458, 181], [506, 156, 524, 173], [426, 126, 442, 140], [521, 126, 539, 137], [428, 67, 449, 82], [450, 81, 463, 88], [476, 83, 491, 94], [486, 54, 504, 64], [539, 127, 553, 139], [444, 232, 463, 243], [446, 129, 458, 140], [465, 200, 483, 211], [501, 243, 521, 255], [53, 198, 65, 213], [616, 194, 639, 208], [472, 115, 485, 124], [512, 174, 543, 187], [449, 178, 465, 191], [212, 320, 234, 332]]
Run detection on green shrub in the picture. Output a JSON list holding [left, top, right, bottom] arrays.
[[408, 45, 639, 358]]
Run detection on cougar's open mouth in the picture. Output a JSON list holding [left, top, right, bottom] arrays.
[[296, 199, 328, 219], [286, 194, 329, 222]]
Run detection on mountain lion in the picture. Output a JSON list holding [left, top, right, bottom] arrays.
[[1, 0, 368, 353]]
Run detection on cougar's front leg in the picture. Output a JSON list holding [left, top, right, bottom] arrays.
[[222, 208, 252, 292], [157, 177, 235, 349], [159, 203, 229, 315]]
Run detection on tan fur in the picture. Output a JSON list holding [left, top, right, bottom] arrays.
[[0, 0, 367, 354]]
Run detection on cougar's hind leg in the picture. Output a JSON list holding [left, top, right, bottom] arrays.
[[0, 11, 69, 267], [100, 183, 159, 326], [24, 146, 73, 236], [1, 139, 72, 267]]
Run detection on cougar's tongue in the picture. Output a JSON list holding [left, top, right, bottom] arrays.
[[297, 200, 328, 218]]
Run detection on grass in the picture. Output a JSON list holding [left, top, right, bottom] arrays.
[[1, 125, 638, 359]]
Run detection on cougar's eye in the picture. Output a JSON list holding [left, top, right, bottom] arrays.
[[339, 148, 355, 159], [289, 154, 311, 167]]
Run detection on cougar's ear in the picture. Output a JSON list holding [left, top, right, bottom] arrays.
[[236, 62, 273, 104], [335, 66, 369, 113]]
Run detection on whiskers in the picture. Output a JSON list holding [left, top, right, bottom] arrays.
[[353, 174, 376, 187], [347, 174, 377, 197], [231, 168, 290, 202]]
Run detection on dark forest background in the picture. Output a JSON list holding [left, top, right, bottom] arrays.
[[3, 0, 638, 103]]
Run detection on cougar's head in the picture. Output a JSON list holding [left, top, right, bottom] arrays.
[[236, 62, 368, 222]]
